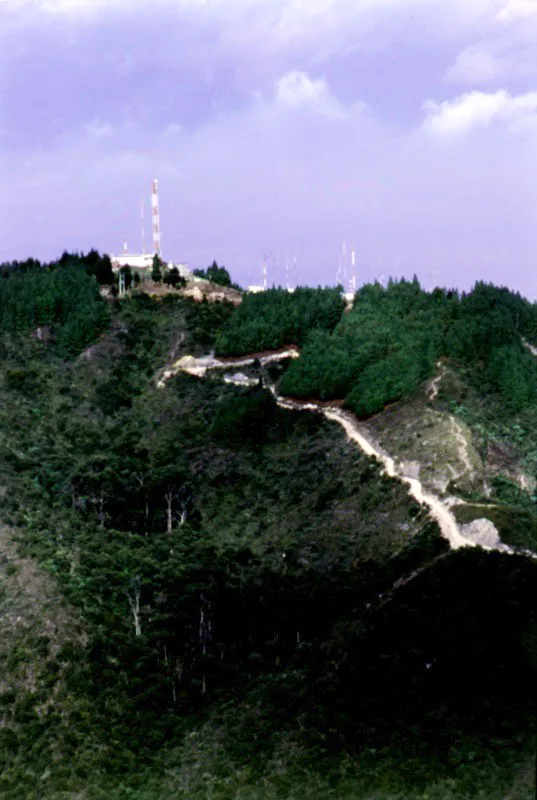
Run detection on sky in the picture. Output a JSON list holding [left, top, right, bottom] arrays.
[[1, 0, 537, 294]]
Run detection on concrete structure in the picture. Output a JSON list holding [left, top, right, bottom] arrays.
[[152, 179, 161, 256], [247, 285, 296, 293], [111, 254, 191, 279], [111, 253, 154, 271]]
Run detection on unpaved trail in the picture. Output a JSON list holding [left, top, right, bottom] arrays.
[[522, 338, 537, 358], [323, 407, 472, 550], [158, 350, 537, 561], [427, 361, 445, 401], [449, 416, 473, 477], [156, 348, 299, 387]]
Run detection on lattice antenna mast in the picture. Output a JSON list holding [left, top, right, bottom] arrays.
[[141, 201, 146, 255], [285, 253, 290, 290], [293, 251, 298, 288], [151, 179, 161, 256], [262, 254, 268, 290], [342, 241, 347, 288], [350, 243, 356, 293], [123, 239, 128, 253]]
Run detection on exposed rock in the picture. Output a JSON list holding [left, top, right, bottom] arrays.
[[223, 372, 258, 387], [400, 461, 420, 480], [460, 518, 501, 548]]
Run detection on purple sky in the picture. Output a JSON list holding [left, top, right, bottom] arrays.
[[1, 0, 537, 294]]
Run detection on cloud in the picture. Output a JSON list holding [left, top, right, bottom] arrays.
[[446, 42, 537, 84], [422, 89, 537, 136], [495, 0, 537, 21], [446, 45, 506, 83], [86, 119, 113, 137], [274, 71, 349, 118]]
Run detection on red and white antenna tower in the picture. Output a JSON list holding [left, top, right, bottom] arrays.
[[151, 179, 161, 256]]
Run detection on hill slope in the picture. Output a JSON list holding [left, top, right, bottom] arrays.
[[0, 266, 536, 798]]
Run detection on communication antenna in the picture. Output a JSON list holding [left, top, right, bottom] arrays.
[[336, 247, 342, 287], [262, 254, 268, 290], [141, 201, 146, 255], [151, 179, 161, 256], [285, 253, 290, 290], [293, 251, 298, 288], [350, 244, 356, 293], [123, 239, 128, 254]]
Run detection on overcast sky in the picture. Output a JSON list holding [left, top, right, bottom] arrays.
[[1, 0, 537, 293]]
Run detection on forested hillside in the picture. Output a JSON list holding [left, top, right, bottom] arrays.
[[1, 260, 536, 799], [215, 286, 345, 355], [280, 279, 537, 415]]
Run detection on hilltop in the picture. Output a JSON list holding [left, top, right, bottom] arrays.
[[0, 256, 536, 798]]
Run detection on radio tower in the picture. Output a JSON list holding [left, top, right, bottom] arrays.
[[350, 244, 356, 293], [262, 255, 268, 290], [141, 201, 146, 255], [151, 179, 161, 256]]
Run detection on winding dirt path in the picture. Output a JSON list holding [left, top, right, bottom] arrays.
[[449, 416, 473, 478], [427, 361, 445, 401], [158, 350, 537, 561]]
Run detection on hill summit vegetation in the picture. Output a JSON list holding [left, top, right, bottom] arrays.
[[0, 256, 536, 798]]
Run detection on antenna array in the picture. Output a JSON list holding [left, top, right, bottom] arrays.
[[151, 179, 161, 256]]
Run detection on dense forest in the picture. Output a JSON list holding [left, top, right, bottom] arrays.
[[1, 258, 537, 798], [215, 286, 345, 355], [276, 279, 537, 416]]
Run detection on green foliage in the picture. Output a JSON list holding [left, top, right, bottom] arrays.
[[209, 387, 275, 444], [0, 259, 109, 357], [163, 266, 186, 289], [215, 286, 345, 356], [119, 265, 133, 290], [194, 260, 235, 288], [151, 254, 162, 283], [1, 275, 537, 798], [280, 278, 537, 416]]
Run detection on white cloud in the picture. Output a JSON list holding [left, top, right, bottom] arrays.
[[446, 42, 537, 83], [446, 45, 505, 83], [495, 0, 537, 21], [86, 119, 112, 137], [422, 89, 537, 136], [274, 70, 349, 118]]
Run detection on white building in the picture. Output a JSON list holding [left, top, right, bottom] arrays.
[[247, 285, 296, 293], [111, 253, 191, 279], [111, 253, 153, 272]]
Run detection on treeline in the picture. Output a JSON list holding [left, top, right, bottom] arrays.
[[1, 249, 115, 285], [0, 254, 109, 356], [215, 286, 345, 356], [193, 259, 240, 290], [279, 279, 537, 415]]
